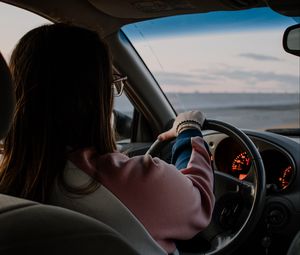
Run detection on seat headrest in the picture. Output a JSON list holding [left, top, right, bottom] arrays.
[[0, 52, 15, 140]]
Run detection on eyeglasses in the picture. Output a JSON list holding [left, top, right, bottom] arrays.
[[112, 74, 127, 97]]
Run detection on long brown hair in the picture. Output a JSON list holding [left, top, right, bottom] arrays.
[[0, 24, 116, 202]]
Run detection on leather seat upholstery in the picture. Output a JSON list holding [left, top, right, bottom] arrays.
[[0, 194, 139, 255]]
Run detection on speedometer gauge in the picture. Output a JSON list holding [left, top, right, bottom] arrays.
[[232, 152, 251, 180], [261, 149, 295, 192]]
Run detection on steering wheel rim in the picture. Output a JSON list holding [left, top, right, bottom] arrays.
[[146, 119, 266, 254]]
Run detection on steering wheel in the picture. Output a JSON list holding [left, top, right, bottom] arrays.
[[146, 119, 266, 255]]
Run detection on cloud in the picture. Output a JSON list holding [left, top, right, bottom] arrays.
[[152, 68, 299, 93], [153, 71, 205, 86], [161, 68, 299, 87], [239, 53, 282, 61], [214, 69, 298, 85]]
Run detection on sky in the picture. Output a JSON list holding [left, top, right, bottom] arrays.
[[125, 29, 299, 93], [1, 2, 299, 94], [123, 9, 300, 93]]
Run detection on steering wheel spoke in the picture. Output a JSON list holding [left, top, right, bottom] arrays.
[[214, 170, 254, 199]]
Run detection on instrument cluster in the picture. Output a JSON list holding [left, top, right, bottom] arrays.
[[214, 137, 295, 191]]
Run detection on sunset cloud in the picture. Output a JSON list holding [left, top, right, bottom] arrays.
[[239, 53, 282, 61]]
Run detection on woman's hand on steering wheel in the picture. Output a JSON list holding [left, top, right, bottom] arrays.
[[158, 111, 206, 141]]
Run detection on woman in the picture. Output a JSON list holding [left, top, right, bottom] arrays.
[[0, 24, 214, 254]]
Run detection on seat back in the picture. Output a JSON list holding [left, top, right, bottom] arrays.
[[0, 194, 139, 255]]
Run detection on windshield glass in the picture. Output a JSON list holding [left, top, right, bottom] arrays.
[[122, 8, 299, 130]]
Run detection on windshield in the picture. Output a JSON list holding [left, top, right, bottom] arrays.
[[122, 8, 299, 130]]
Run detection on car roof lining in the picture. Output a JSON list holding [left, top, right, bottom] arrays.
[[1, 0, 266, 37]]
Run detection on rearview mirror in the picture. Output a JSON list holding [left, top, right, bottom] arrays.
[[283, 24, 300, 57]]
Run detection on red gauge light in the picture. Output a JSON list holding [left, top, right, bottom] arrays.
[[232, 152, 251, 180], [239, 174, 248, 180], [278, 165, 293, 190]]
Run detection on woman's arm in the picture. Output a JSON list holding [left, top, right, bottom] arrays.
[[94, 137, 214, 253], [171, 128, 211, 169]]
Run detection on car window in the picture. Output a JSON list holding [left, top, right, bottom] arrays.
[[0, 2, 51, 62], [114, 93, 134, 142], [122, 8, 300, 131]]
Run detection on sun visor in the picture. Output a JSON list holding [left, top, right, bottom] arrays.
[[88, 0, 264, 19]]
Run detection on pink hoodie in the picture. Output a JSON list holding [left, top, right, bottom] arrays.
[[69, 136, 214, 253]]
